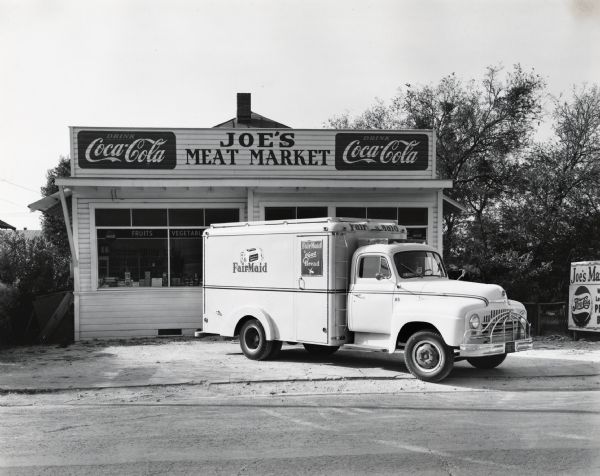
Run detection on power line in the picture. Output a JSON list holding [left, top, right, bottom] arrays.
[[0, 178, 39, 194], [0, 197, 27, 207]]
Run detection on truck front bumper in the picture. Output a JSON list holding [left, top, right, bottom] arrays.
[[459, 338, 533, 357]]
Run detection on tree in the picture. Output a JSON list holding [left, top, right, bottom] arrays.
[[0, 155, 73, 345], [398, 66, 545, 261], [0, 231, 71, 344], [326, 65, 546, 262], [494, 85, 600, 300], [41, 156, 71, 256]]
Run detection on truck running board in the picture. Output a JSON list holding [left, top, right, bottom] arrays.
[[343, 344, 389, 353]]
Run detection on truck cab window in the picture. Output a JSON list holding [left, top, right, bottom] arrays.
[[358, 256, 391, 279], [394, 251, 446, 279]]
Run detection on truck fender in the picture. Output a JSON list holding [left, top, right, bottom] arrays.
[[223, 306, 276, 341], [389, 312, 465, 352]]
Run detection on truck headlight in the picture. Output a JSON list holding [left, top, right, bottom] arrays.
[[469, 314, 481, 329]]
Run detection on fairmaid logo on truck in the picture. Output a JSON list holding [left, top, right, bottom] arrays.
[[301, 240, 323, 276], [233, 248, 267, 273], [203, 218, 533, 383]]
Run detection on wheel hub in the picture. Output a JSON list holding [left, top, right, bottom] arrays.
[[415, 342, 441, 370], [245, 328, 260, 350]]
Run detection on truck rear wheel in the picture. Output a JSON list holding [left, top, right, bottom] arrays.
[[467, 353, 507, 369], [239, 319, 278, 361], [303, 344, 340, 356], [404, 331, 454, 382]]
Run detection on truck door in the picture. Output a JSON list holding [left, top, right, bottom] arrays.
[[294, 236, 329, 344], [349, 254, 395, 334]]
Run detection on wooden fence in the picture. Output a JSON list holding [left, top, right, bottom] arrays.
[[523, 302, 567, 336]]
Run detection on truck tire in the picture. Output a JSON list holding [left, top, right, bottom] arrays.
[[303, 344, 340, 356], [467, 353, 507, 369], [404, 331, 454, 382], [239, 319, 278, 361]]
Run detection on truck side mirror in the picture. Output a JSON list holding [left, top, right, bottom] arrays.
[[448, 268, 466, 280]]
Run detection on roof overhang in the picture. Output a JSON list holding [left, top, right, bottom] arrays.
[[28, 188, 72, 213], [0, 219, 16, 230], [54, 177, 453, 190], [442, 195, 468, 214]]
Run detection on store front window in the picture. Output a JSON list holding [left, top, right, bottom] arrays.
[[264, 206, 328, 220], [95, 208, 238, 289]]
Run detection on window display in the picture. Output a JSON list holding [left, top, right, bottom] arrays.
[[95, 207, 238, 289]]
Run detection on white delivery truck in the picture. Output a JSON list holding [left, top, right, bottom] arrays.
[[202, 218, 532, 382]]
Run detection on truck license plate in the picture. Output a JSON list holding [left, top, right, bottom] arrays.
[[505, 342, 515, 353]]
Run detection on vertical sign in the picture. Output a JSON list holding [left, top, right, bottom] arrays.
[[569, 261, 600, 332], [301, 240, 323, 277]]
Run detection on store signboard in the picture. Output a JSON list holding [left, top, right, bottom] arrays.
[[334, 132, 428, 171], [569, 261, 600, 332], [72, 128, 434, 178], [78, 131, 177, 169]]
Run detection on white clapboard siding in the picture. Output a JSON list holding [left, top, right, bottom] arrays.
[[74, 188, 246, 339], [78, 290, 203, 340], [81, 329, 197, 339]]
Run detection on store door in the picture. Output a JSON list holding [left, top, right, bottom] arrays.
[[294, 236, 329, 344]]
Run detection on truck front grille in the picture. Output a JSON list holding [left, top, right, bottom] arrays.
[[482, 310, 529, 342], [464, 309, 531, 345]]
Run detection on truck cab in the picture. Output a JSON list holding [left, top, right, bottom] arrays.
[[346, 242, 532, 381]]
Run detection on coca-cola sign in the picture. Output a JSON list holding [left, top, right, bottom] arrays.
[[78, 131, 176, 169], [334, 133, 429, 171]]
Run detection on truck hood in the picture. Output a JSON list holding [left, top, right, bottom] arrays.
[[399, 279, 507, 303]]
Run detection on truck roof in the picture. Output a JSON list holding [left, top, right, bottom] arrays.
[[357, 242, 439, 254], [205, 217, 407, 237]]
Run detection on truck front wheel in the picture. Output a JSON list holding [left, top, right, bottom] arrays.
[[239, 319, 279, 361], [404, 331, 454, 382], [466, 353, 507, 369]]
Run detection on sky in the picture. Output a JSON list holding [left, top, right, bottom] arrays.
[[1, 0, 599, 230]]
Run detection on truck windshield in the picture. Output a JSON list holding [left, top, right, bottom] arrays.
[[393, 251, 447, 279]]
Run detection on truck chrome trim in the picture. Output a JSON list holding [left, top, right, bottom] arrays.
[[460, 309, 532, 356], [406, 292, 489, 305], [459, 339, 533, 357], [354, 290, 490, 304], [203, 285, 347, 294]]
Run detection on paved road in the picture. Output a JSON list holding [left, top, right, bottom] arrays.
[[2, 389, 599, 475]]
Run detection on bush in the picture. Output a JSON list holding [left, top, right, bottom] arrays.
[[0, 231, 71, 344]]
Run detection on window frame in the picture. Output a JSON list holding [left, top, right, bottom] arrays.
[[90, 202, 244, 291], [263, 205, 329, 221], [356, 254, 394, 281], [393, 250, 447, 280], [259, 200, 432, 245]]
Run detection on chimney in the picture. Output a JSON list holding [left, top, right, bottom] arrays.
[[237, 93, 251, 123]]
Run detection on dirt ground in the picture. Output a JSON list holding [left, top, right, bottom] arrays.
[[0, 334, 599, 404]]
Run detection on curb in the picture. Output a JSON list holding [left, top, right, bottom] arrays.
[[2, 372, 600, 395]]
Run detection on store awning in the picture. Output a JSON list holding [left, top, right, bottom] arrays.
[[28, 188, 72, 213], [0, 219, 16, 230], [442, 195, 468, 214], [54, 177, 453, 190]]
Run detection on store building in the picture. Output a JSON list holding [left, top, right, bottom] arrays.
[[30, 93, 458, 340]]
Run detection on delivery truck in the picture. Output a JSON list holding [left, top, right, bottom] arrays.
[[202, 217, 532, 382]]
